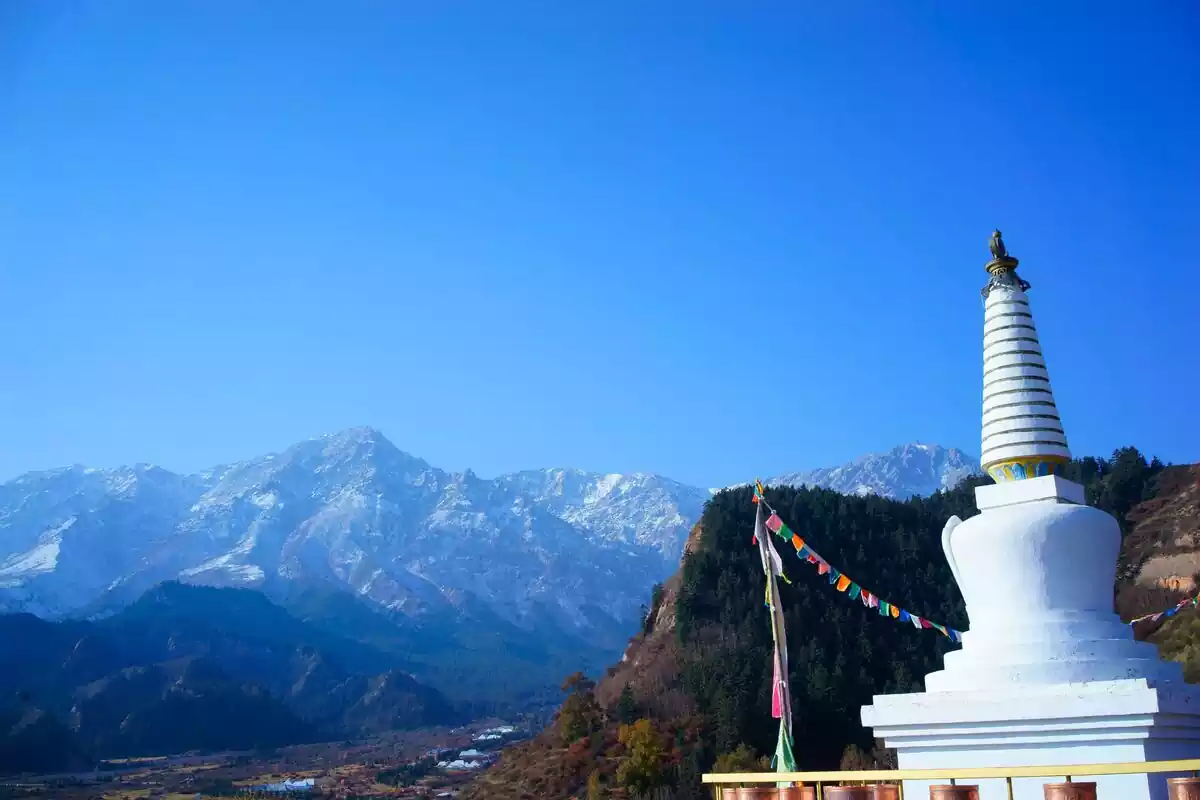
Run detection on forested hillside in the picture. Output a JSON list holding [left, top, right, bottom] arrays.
[[466, 448, 1188, 800]]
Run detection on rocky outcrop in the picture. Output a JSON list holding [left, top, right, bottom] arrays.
[[1119, 464, 1200, 625]]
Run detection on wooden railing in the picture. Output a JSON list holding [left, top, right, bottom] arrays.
[[702, 758, 1200, 798]]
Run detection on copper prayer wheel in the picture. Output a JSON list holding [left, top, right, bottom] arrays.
[[779, 787, 817, 800], [1043, 782, 1096, 800], [868, 784, 901, 800], [1168, 777, 1200, 800], [824, 788, 872, 799], [929, 786, 979, 800], [725, 790, 816, 800]]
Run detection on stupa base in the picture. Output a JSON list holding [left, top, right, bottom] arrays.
[[862, 679, 1200, 800]]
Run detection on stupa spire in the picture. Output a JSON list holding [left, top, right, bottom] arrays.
[[979, 230, 1070, 482]]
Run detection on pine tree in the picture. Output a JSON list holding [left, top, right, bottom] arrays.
[[616, 685, 639, 724]]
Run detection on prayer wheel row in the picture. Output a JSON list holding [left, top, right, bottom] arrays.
[[928, 778, 1200, 799], [722, 777, 1200, 799], [723, 788, 817, 799], [723, 786, 896, 799]]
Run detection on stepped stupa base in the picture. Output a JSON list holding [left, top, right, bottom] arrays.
[[862, 679, 1200, 800]]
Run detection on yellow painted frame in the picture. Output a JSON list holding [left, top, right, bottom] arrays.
[[703, 758, 1200, 799]]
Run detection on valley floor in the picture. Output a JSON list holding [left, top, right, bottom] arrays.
[[0, 721, 531, 800]]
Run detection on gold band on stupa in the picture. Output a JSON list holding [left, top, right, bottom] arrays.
[[982, 455, 1071, 483]]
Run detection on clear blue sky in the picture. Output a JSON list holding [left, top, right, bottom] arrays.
[[2, 2, 1197, 488]]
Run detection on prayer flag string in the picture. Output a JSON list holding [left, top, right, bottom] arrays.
[[752, 481, 964, 644], [752, 480, 1199, 645], [1130, 594, 1200, 626]]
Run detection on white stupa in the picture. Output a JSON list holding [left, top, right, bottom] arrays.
[[861, 232, 1200, 800]]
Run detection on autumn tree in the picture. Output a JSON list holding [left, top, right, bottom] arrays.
[[617, 718, 666, 794], [556, 671, 602, 744], [713, 743, 768, 773], [587, 768, 605, 799]]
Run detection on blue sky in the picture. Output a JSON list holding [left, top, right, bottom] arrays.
[[2, 2, 1197, 487]]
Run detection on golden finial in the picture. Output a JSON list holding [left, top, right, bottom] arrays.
[[985, 229, 1019, 275]]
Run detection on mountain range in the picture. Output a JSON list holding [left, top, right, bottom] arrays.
[[0, 430, 973, 622], [0, 428, 709, 630], [0, 431, 976, 708]]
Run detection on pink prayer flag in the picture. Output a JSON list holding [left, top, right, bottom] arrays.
[[771, 660, 783, 718], [817, 561, 830, 575], [766, 514, 783, 533]]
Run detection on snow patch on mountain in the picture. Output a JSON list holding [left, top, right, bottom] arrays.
[[0, 517, 73, 581], [494, 468, 709, 559]]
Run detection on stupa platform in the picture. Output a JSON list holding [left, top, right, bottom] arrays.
[[863, 678, 1200, 800]]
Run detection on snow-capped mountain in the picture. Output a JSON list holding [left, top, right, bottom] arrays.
[[0, 432, 971, 638], [766, 443, 979, 499], [0, 429, 707, 635]]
